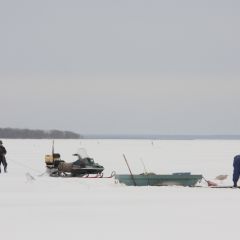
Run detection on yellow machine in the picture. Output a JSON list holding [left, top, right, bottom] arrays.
[[45, 153, 62, 170]]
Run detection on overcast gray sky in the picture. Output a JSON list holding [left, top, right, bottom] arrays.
[[0, 0, 240, 135]]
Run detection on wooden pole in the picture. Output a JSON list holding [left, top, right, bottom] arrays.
[[52, 139, 55, 156], [123, 154, 137, 186]]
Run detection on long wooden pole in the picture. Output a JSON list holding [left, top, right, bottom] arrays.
[[52, 139, 55, 156], [123, 154, 137, 186]]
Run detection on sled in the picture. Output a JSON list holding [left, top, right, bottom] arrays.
[[115, 173, 203, 186]]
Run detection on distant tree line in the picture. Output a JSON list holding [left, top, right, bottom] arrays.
[[0, 128, 81, 139]]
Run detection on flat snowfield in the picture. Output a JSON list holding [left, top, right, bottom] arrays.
[[0, 139, 240, 240]]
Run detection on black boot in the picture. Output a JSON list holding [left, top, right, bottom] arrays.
[[233, 182, 237, 188]]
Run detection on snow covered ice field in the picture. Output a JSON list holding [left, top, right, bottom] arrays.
[[1, 139, 240, 240]]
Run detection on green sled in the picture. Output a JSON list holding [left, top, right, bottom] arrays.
[[115, 172, 203, 186]]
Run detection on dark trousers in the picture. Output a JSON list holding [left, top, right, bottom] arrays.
[[233, 156, 240, 186], [0, 156, 7, 173]]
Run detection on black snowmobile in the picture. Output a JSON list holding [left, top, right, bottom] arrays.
[[45, 148, 104, 177]]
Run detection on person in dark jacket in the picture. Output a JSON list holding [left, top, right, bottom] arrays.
[[0, 140, 7, 173], [233, 155, 240, 187]]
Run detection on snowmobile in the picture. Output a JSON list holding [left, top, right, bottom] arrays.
[[45, 148, 105, 177]]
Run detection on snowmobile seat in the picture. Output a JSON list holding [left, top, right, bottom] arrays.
[[53, 153, 61, 160]]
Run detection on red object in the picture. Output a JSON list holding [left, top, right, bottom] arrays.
[[206, 180, 218, 186]]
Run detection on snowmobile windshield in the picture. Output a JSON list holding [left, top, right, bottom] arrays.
[[76, 148, 89, 159]]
